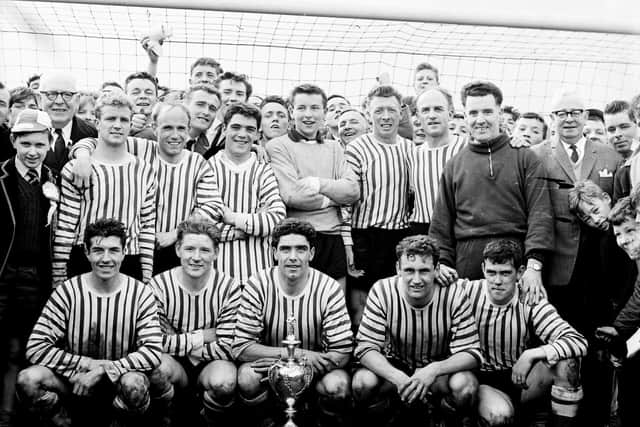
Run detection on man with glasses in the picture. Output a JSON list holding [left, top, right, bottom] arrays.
[[532, 89, 619, 426], [39, 72, 97, 176]]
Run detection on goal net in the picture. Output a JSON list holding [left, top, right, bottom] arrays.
[[1, 0, 639, 113]]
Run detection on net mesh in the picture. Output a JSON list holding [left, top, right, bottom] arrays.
[[1, 0, 639, 112]]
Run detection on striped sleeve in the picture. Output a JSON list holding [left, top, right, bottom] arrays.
[[192, 158, 224, 224], [150, 274, 198, 357], [449, 285, 483, 363], [232, 274, 265, 358], [531, 300, 588, 363], [239, 165, 286, 237], [104, 284, 162, 381], [69, 137, 97, 157], [354, 281, 388, 360], [203, 276, 242, 361], [52, 163, 82, 285], [25, 282, 84, 378], [138, 163, 157, 283], [322, 280, 354, 354]]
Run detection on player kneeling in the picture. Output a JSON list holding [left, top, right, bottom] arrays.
[[148, 218, 241, 426], [352, 235, 481, 426], [463, 240, 587, 426], [17, 219, 163, 426], [233, 219, 354, 427]]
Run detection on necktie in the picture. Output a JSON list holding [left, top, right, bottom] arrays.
[[569, 144, 579, 163], [26, 168, 39, 185], [54, 129, 66, 162]]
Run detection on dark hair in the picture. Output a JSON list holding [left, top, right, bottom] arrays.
[[223, 102, 261, 129], [190, 57, 223, 76], [395, 235, 440, 265], [184, 84, 221, 104], [271, 218, 316, 249], [461, 81, 503, 107], [338, 107, 368, 123], [367, 85, 403, 105], [176, 217, 220, 248], [452, 112, 465, 120], [586, 108, 604, 124], [520, 112, 548, 139], [260, 95, 290, 120], [26, 74, 41, 86], [83, 218, 127, 250], [416, 86, 454, 113], [415, 62, 440, 84], [501, 105, 520, 121], [9, 86, 38, 108], [609, 197, 636, 226], [216, 71, 252, 99], [289, 84, 327, 109], [0, 82, 4, 90], [482, 239, 523, 268], [124, 71, 158, 94], [101, 81, 123, 91], [328, 94, 350, 106], [604, 100, 637, 123]]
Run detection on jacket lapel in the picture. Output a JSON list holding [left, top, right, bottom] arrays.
[[580, 140, 597, 181], [550, 138, 576, 183]]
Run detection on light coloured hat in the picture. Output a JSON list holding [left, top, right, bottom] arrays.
[[11, 108, 52, 133]]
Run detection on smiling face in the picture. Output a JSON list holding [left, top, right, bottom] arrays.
[[291, 93, 325, 140], [126, 78, 157, 116], [482, 259, 523, 305], [416, 89, 451, 139], [218, 79, 248, 113], [397, 253, 438, 307], [156, 106, 190, 161], [176, 233, 218, 280], [551, 93, 587, 144], [338, 110, 368, 145], [190, 64, 219, 88], [513, 117, 545, 145], [85, 236, 125, 281], [185, 89, 220, 134], [274, 234, 314, 283], [12, 131, 50, 170], [614, 219, 640, 260], [326, 96, 350, 129], [261, 101, 289, 140], [368, 96, 401, 141], [97, 105, 131, 146], [414, 68, 438, 95], [584, 119, 606, 145], [224, 113, 259, 161], [465, 94, 501, 143], [40, 73, 79, 129]]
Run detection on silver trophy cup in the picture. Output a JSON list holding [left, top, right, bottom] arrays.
[[268, 315, 314, 427]]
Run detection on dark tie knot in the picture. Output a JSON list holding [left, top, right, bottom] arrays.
[[26, 168, 39, 185]]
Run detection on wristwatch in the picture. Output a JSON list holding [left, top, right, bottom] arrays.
[[527, 260, 543, 271]]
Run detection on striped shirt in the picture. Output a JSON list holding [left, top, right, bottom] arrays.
[[150, 268, 241, 362], [408, 136, 465, 224], [345, 134, 412, 229], [355, 277, 482, 370], [52, 154, 156, 283], [72, 137, 223, 232], [462, 279, 588, 372], [233, 267, 353, 358], [210, 153, 286, 282], [26, 274, 162, 382]]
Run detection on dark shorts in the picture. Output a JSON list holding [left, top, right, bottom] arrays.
[[310, 233, 347, 280], [351, 228, 410, 290], [409, 222, 430, 236], [68, 245, 143, 281], [154, 245, 181, 275], [477, 370, 521, 405]]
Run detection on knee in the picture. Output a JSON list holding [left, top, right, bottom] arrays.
[[448, 371, 479, 407], [236, 363, 264, 398], [351, 369, 379, 403], [17, 366, 48, 397], [116, 372, 151, 414], [317, 370, 350, 400], [201, 368, 237, 400], [478, 389, 515, 426], [553, 358, 581, 389]]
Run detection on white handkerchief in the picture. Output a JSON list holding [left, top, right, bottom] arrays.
[[599, 168, 613, 178]]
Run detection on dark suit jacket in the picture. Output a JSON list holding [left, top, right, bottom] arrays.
[[44, 116, 97, 176], [0, 125, 14, 162], [532, 138, 620, 287], [0, 158, 55, 284]]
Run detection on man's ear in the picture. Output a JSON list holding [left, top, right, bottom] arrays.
[[309, 247, 315, 262], [516, 265, 526, 281], [603, 193, 611, 205]]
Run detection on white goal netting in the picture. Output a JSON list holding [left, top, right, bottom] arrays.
[[1, 0, 639, 113]]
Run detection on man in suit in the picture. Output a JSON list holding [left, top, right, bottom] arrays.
[[39, 72, 97, 176], [0, 109, 57, 426], [532, 89, 620, 427]]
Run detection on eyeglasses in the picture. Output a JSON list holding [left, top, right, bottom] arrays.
[[552, 109, 584, 119], [41, 91, 77, 102]]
